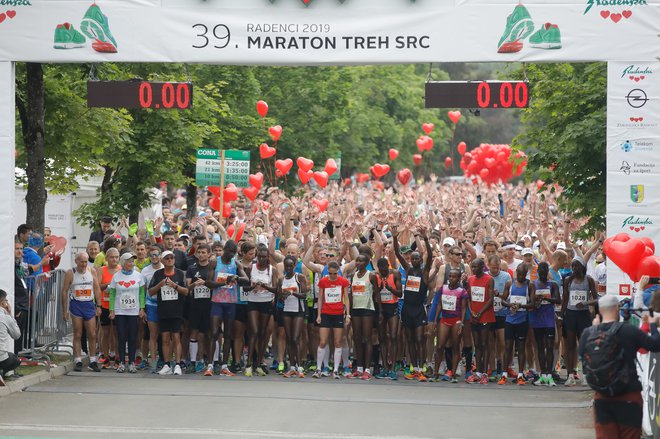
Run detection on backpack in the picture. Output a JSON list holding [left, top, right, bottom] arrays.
[[581, 322, 634, 396]]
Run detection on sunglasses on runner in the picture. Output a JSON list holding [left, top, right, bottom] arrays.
[[451, 252, 462, 256], [149, 253, 160, 258]]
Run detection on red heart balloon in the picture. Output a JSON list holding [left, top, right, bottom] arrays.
[[297, 168, 313, 184], [397, 168, 412, 185], [485, 157, 496, 168], [208, 186, 221, 197], [344, 178, 351, 186], [312, 198, 329, 212], [635, 255, 660, 282], [243, 186, 259, 201], [604, 233, 647, 280], [296, 157, 314, 172], [448, 110, 462, 124], [416, 135, 433, 152], [259, 143, 276, 159], [463, 152, 473, 162], [536, 179, 544, 190], [479, 168, 490, 180], [324, 159, 338, 176], [222, 202, 232, 218], [422, 123, 434, 135], [640, 237, 656, 255], [275, 158, 293, 175], [467, 161, 478, 173], [49, 235, 67, 254], [223, 183, 238, 202], [388, 148, 399, 161], [373, 181, 384, 191], [256, 100, 268, 118], [413, 154, 423, 166], [372, 164, 390, 178], [457, 142, 467, 155], [356, 173, 370, 183], [313, 171, 329, 188], [269, 125, 283, 142], [209, 196, 221, 211], [444, 157, 452, 169], [249, 172, 264, 190], [227, 223, 246, 242]]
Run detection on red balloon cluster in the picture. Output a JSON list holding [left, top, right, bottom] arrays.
[[416, 136, 433, 152], [460, 143, 526, 185], [604, 233, 659, 282]]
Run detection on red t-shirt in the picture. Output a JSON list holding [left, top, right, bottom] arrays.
[[469, 273, 495, 323], [318, 276, 350, 315]]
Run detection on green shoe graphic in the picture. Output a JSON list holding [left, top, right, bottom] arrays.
[[80, 3, 118, 53], [497, 3, 535, 53], [529, 23, 562, 50], [53, 23, 86, 49]]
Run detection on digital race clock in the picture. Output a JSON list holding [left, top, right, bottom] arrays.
[[87, 81, 193, 109], [425, 81, 530, 109]]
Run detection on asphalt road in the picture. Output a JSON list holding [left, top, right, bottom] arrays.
[[0, 369, 595, 439]]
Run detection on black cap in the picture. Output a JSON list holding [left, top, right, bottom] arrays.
[[101, 216, 113, 223]]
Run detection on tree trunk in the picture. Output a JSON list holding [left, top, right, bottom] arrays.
[[24, 63, 46, 233], [186, 183, 197, 219]]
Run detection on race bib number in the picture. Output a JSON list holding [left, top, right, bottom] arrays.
[[406, 276, 421, 293], [536, 288, 551, 305], [239, 287, 249, 302], [325, 286, 342, 303], [493, 296, 503, 312], [380, 288, 393, 302], [510, 295, 527, 305], [194, 286, 211, 299], [569, 290, 587, 306], [442, 295, 457, 312], [103, 290, 110, 302], [471, 286, 485, 303], [352, 281, 366, 296], [161, 285, 178, 301], [74, 288, 93, 301], [119, 293, 137, 310]]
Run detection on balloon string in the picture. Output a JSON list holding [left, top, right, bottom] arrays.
[[450, 124, 457, 176]]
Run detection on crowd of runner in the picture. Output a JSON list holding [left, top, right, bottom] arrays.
[[56, 177, 611, 386]]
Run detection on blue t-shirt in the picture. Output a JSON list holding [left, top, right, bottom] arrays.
[[506, 281, 529, 325], [23, 247, 42, 276]]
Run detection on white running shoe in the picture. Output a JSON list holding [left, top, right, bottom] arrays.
[[564, 375, 576, 387], [173, 364, 183, 376], [158, 364, 173, 375]]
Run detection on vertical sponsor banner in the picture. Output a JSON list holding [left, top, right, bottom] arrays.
[[607, 62, 660, 297]]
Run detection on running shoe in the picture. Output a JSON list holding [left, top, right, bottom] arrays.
[[312, 369, 322, 379], [244, 366, 253, 377], [278, 361, 285, 374], [361, 371, 372, 381], [195, 361, 205, 373], [498, 375, 508, 385], [332, 371, 340, 380], [221, 366, 236, 377], [497, 3, 535, 53], [53, 23, 86, 49], [98, 354, 107, 365], [255, 366, 267, 377], [321, 367, 331, 377], [441, 373, 451, 382], [173, 364, 183, 376], [533, 376, 547, 386], [479, 374, 489, 385], [438, 361, 447, 375], [116, 363, 126, 373], [128, 363, 137, 374], [151, 363, 159, 374], [138, 359, 148, 370], [417, 373, 428, 383], [283, 369, 296, 378], [506, 368, 517, 377], [389, 371, 398, 381], [525, 370, 539, 382], [404, 371, 417, 380], [74, 361, 83, 372], [80, 3, 119, 53], [135, 355, 142, 365], [270, 360, 279, 371], [229, 363, 241, 374], [547, 376, 557, 387], [580, 374, 588, 386], [464, 371, 473, 381], [343, 367, 352, 378], [114, 360, 120, 370], [348, 370, 362, 379], [466, 374, 480, 384], [297, 367, 305, 378], [375, 369, 389, 379], [429, 375, 442, 383], [204, 365, 214, 377], [552, 372, 565, 384], [564, 375, 576, 387], [516, 376, 526, 386], [88, 362, 101, 373], [529, 23, 561, 50], [450, 377, 458, 383]]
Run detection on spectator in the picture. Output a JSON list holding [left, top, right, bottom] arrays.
[[23, 233, 48, 276], [0, 289, 21, 386], [13, 240, 28, 354], [579, 295, 660, 439], [16, 224, 32, 246], [89, 216, 114, 245]]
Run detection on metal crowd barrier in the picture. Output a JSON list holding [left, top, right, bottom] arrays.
[[18, 269, 72, 366]]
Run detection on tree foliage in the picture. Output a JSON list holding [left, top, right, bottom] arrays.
[[511, 62, 606, 232]]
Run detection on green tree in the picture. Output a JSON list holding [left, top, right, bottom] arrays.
[[511, 62, 606, 231]]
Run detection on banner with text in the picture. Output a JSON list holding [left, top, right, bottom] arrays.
[[606, 62, 660, 296], [0, 0, 658, 63]]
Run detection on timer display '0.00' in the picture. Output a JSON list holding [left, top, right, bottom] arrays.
[[87, 81, 193, 110], [425, 81, 529, 109]]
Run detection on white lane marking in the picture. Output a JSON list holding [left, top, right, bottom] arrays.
[[0, 424, 438, 439]]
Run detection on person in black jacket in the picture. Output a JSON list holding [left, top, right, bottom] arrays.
[[89, 216, 114, 245], [579, 294, 660, 439], [13, 240, 29, 354]]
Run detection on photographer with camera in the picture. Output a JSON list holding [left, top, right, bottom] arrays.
[[579, 295, 660, 439]]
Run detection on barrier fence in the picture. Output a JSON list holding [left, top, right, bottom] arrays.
[[17, 269, 72, 365]]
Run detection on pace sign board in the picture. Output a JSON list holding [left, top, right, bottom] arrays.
[[196, 149, 250, 188]]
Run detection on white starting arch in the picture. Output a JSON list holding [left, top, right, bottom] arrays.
[[0, 0, 658, 307]]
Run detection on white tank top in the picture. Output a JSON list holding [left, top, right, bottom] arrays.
[[248, 264, 274, 303], [70, 268, 94, 302], [282, 275, 303, 313]]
